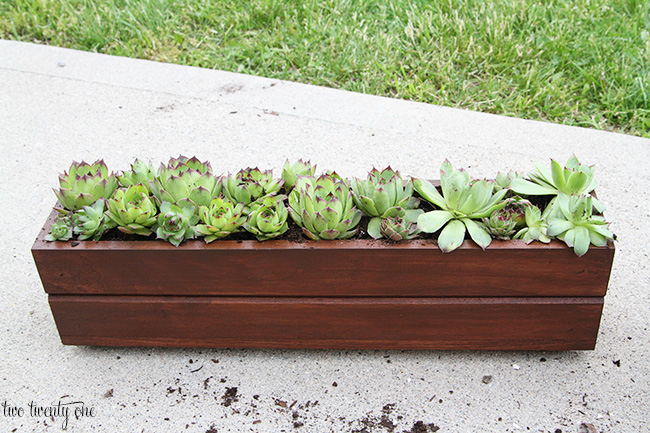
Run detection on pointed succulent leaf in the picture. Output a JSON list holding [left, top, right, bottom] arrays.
[[510, 179, 558, 196], [372, 188, 390, 216], [551, 159, 567, 193], [566, 171, 588, 194], [413, 179, 446, 209]]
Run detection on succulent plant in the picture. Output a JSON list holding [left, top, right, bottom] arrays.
[[288, 174, 362, 240], [105, 185, 158, 235], [414, 160, 508, 252], [323, 170, 350, 186], [150, 156, 221, 210], [546, 193, 614, 256], [54, 160, 118, 211], [46, 215, 74, 241], [482, 208, 519, 240], [495, 170, 525, 191], [117, 159, 156, 193], [196, 197, 246, 242], [243, 195, 289, 241], [223, 167, 283, 211], [376, 215, 421, 241], [510, 155, 604, 213], [154, 201, 199, 247], [72, 199, 116, 240], [350, 167, 420, 224], [513, 205, 551, 244], [502, 197, 531, 229], [281, 160, 317, 191]]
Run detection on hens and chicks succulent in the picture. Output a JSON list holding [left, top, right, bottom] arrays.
[[47, 156, 613, 256]]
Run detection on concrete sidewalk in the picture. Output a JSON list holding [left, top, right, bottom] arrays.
[[1, 40, 648, 432]]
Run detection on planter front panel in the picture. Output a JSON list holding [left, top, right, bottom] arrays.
[[49, 295, 603, 350]]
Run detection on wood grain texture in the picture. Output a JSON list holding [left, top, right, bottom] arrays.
[[48, 296, 604, 350], [32, 209, 615, 297]]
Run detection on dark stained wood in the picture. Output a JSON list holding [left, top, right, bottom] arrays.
[[48, 295, 604, 350], [32, 209, 615, 297]]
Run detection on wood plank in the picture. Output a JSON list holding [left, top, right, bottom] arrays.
[[32, 210, 615, 297], [48, 296, 604, 350]]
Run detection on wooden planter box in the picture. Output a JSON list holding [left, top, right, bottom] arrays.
[[32, 209, 615, 350]]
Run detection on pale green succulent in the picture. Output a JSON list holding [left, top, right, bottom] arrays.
[[72, 199, 116, 240], [495, 170, 525, 191], [154, 202, 198, 247], [375, 215, 421, 241], [46, 215, 74, 241], [513, 205, 551, 244], [482, 208, 519, 240], [196, 197, 246, 242], [54, 160, 118, 211], [223, 167, 283, 211], [117, 159, 156, 193], [511, 155, 604, 213], [105, 185, 158, 235], [546, 193, 614, 256], [150, 156, 221, 210], [350, 167, 420, 231], [281, 159, 317, 191], [244, 195, 289, 241], [414, 160, 508, 252], [288, 174, 362, 240]]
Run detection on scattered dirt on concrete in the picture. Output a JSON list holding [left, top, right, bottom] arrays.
[[221, 387, 238, 407], [403, 421, 440, 433]]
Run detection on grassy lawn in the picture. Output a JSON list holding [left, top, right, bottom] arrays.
[[1, 0, 649, 137]]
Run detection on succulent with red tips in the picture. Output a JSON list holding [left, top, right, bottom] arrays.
[[54, 160, 118, 211]]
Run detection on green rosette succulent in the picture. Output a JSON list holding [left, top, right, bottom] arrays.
[[377, 216, 421, 241], [482, 208, 519, 240], [72, 199, 116, 240], [105, 185, 158, 235], [282, 159, 317, 191], [511, 155, 604, 213], [223, 167, 284, 211], [288, 174, 362, 240], [513, 205, 551, 244], [350, 167, 420, 229], [546, 193, 614, 256], [118, 159, 156, 193], [54, 160, 118, 211], [150, 156, 221, 210], [243, 195, 289, 241], [323, 170, 350, 188], [196, 197, 246, 242], [414, 160, 508, 252], [480, 197, 533, 241], [503, 197, 531, 229], [46, 215, 74, 241], [154, 202, 199, 247], [495, 170, 525, 191]]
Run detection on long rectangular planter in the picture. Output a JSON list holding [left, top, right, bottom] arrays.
[[32, 208, 615, 350]]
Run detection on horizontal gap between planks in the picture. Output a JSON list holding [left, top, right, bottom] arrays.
[[49, 295, 604, 305]]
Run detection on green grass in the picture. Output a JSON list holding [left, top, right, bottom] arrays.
[[2, 0, 649, 136]]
